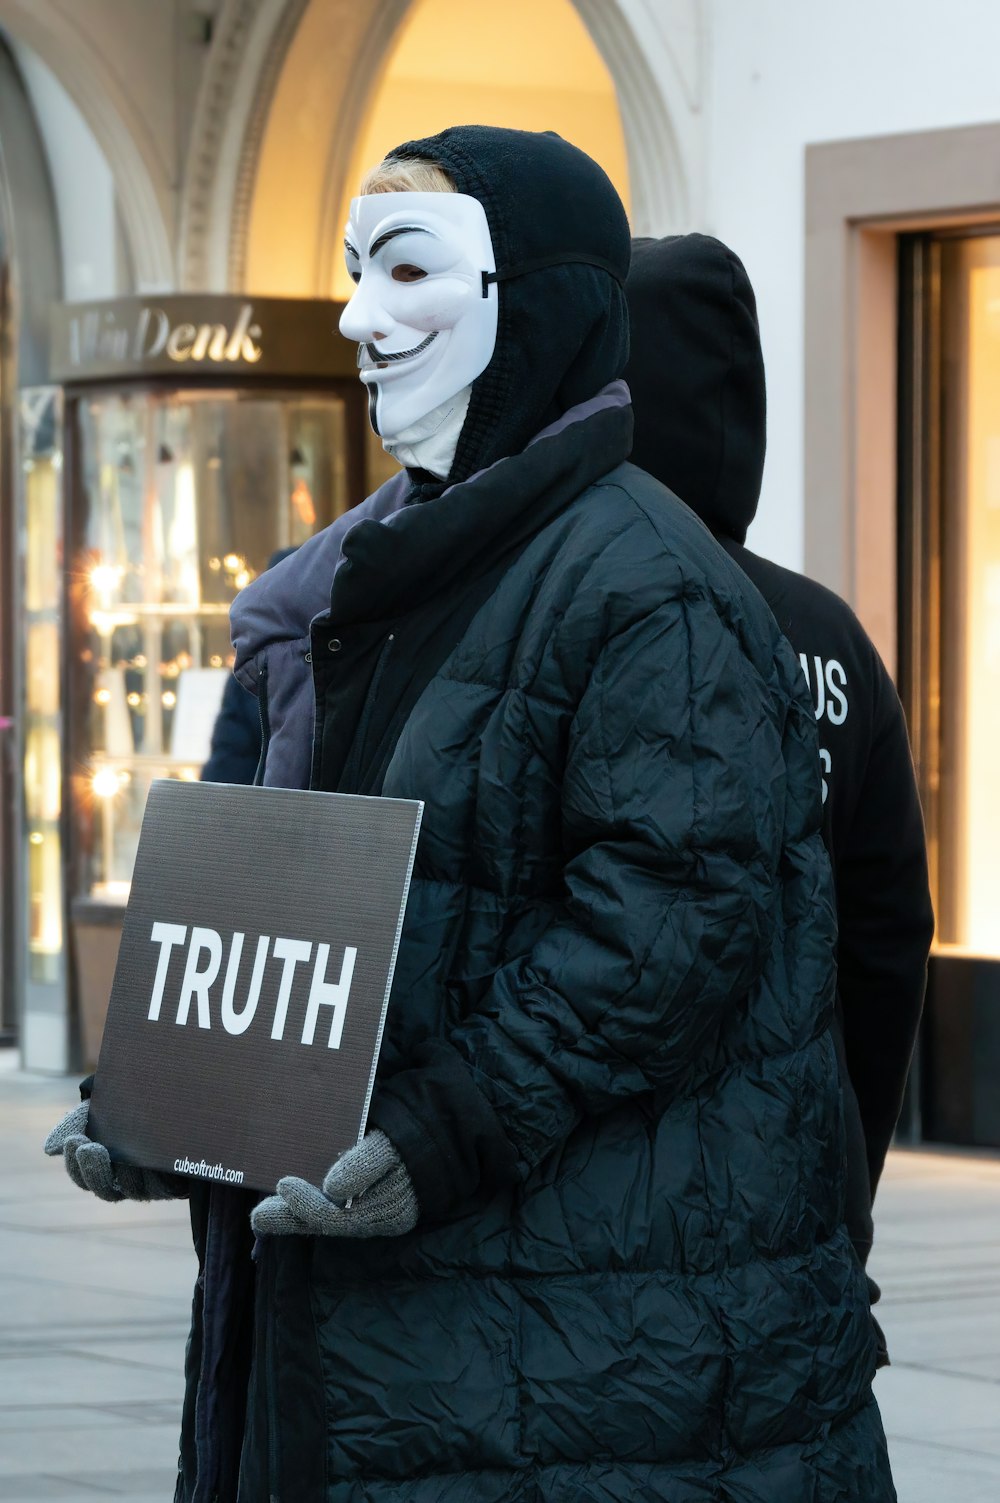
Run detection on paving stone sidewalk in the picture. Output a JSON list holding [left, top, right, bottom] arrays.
[[2, 1054, 998, 1501]]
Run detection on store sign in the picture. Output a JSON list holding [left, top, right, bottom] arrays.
[[68, 303, 263, 367], [50, 295, 358, 383], [87, 780, 422, 1192]]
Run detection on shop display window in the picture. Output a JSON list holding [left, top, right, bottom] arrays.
[[899, 227, 1000, 1145], [936, 236, 1000, 954], [900, 231, 1000, 959], [68, 389, 349, 904]]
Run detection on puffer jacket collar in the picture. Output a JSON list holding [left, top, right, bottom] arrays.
[[229, 382, 632, 789], [233, 379, 632, 661], [231, 467, 413, 697], [329, 380, 633, 624]]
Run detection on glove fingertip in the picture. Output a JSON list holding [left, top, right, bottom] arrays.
[[278, 1176, 333, 1225], [322, 1137, 392, 1199], [251, 1197, 302, 1237], [74, 1141, 117, 1199], [275, 1175, 313, 1200], [43, 1101, 89, 1155], [320, 1162, 345, 1198], [65, 1153, 89, 1193], [74, 1139, 110, 1164]]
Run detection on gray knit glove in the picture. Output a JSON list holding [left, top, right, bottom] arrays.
[[251, 1129, 418, 1239], [44, 1101, 182, 1202]]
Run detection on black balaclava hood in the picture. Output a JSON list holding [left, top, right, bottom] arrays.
[[624, 234, 766, 544], [386, 125, 631, 482]]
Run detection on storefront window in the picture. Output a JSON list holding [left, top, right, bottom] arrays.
[[939, 237, 1000, 953], [70, 389, 349, 903], [901, 231, 1000, 958]]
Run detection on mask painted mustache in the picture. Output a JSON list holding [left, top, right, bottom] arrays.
[[358, 331, 439, 371]]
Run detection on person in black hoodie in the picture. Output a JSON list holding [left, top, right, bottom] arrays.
[[625, 233, 935, 1344], [47, 138, 894, 1501]]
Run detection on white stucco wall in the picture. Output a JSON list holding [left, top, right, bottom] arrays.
[[705, 0, 1000, 572], [12, 42, 119, 300]]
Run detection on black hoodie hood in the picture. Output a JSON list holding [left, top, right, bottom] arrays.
[[388, 125, 631, 482], [624, 234, 766, 544]]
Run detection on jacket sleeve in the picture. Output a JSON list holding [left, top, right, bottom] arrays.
[[200, 673, 263, 787], [373, 591, 829, 1222], [836, 651, 934, 1198]]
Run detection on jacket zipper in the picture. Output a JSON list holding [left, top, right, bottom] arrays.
[[253, 661, 270, 787]]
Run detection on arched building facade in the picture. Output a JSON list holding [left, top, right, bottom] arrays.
[[7, 0, 1000, 1151], [0, 0, 701, 1067], [0, 0, 702, 301]]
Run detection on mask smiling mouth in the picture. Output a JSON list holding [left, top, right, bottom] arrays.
[[358, 331, 439, 371]]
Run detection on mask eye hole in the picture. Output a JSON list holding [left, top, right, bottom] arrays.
[[391, 264, 427, 283], [348, 270, 361, 284]]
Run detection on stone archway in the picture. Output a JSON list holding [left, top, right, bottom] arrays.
[[177, 0, 314, 291], [230, 0, 702, 297], [0, 0, 702, 298], [573, 0, 701, 235], [0, 0, 174, 290], [232, 0, 414, 296]]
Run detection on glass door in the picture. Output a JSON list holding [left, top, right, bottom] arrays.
[[901, 232, 1000, 957], [936, 235, 1000, 953], [899, 228, 1000, 1145]]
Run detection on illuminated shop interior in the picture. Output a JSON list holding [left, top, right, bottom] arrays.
[[897, 226, 1000, 1146], [903, 231, 1000, 962], [244, 0, 631, 300]]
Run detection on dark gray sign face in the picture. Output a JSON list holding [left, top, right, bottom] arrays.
[[50, 295, 358, 383], [88, 781, 422, 1193]]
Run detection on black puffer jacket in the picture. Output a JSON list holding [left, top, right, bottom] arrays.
[[183, 131, 893, 1502]]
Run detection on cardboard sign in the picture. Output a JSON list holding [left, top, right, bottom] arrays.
[[88, 780, 422, 1192]]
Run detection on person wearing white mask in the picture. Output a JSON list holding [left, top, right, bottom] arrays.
[[340, 182, 499, 475], [46, 127, 894, 1503]]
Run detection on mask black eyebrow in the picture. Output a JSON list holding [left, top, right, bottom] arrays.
[[344, 238, 361, 260], [369, 225, 431, 258]]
